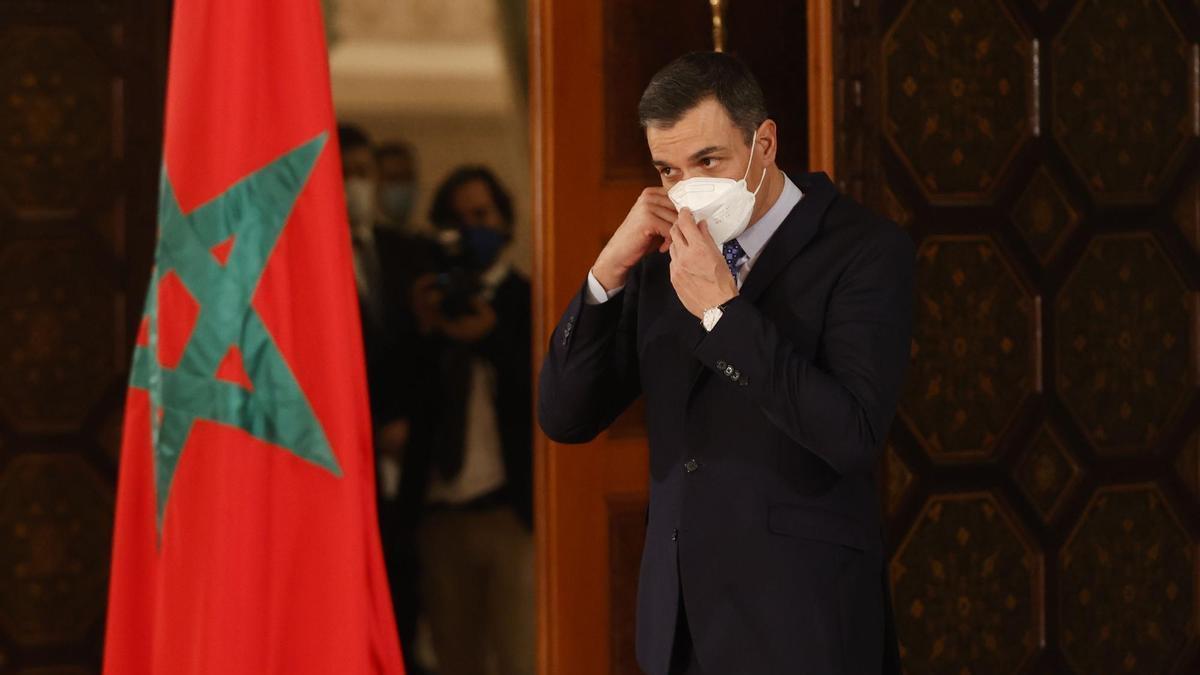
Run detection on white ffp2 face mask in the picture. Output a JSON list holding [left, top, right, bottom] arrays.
[[666, 130, 767, 248], [344, 176, 377, 232]]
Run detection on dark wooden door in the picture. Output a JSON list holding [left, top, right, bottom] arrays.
[[836, 0, 1200, 672], [0, 1, 168, 671]]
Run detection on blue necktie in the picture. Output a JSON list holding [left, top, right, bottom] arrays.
[[722, 239, 746, 281]]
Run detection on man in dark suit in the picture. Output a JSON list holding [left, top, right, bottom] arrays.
[[337, 123, 439, 674], [404, 166, 534, 675], [538, 52, 914, 674]]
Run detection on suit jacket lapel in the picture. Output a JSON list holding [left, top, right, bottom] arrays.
[[737, 172, 837, 306], [685, 172, 839, 396]]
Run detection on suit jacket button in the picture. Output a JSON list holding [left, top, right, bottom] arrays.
[[716, 360, 727, 370], [672, 529, 679, 542], [723, 366, 734, 376], [684, 459, 698, 473]]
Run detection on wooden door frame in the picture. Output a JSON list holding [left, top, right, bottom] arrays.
[[529, 2, 836, 672]]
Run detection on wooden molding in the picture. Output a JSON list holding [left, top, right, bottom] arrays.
[[808, 0, 835, 177]]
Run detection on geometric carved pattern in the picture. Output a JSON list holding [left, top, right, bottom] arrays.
[[902, 236, 1036, 462], [0, 0, 161, 670], [1060, 484, 1196, 674], [883, 0, 1030, 202], [1012, 166, 1079, 265], [0, 27, 114, 216], [891, 492, 1041, 675], [884, 443, 915, 517], [1055, 234, 1194, 453], [0, 238, 118, 433], [866, 0, 1200, 672], [0, 453, 114, 646], [1013, 423, 1082, 522], [1053, 0, 1190, 203]]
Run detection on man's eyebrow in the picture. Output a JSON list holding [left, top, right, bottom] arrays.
[[651, 146, 727, 167], [688, 146, 725, 162]]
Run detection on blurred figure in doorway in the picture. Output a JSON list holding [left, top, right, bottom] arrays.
[[405, 166, 534, 675], [338, 122, 437, 675]]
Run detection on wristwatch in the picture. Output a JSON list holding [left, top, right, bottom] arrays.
[[702, 299, 734, 332]]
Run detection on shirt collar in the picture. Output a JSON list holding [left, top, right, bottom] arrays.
[[735, 172, 804, 262]]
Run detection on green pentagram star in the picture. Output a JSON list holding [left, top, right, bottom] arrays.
[[130, 133, 343, 532]]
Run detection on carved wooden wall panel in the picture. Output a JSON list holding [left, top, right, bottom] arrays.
[[0, 0, 167, 671], [843, 0, 1200, 672], [890, 492, 1042, 674]]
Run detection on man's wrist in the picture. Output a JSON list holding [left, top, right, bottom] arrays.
[[590, 260, 629, 293], [701, 295, 738, 332], [590, 265, 628, 291]]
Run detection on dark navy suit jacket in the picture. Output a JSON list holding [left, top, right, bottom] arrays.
[[538, 172, 913, 675]]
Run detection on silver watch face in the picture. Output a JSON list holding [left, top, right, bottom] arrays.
[[702, 307, 723, 330]]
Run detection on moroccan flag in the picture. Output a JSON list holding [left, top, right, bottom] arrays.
[[103, 1, 405, 673]]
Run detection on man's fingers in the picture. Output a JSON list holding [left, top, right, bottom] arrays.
[[644, 214, 673, 245], [676, 206, 701, 240], [695, 218, 717, 246], [648, 205, 678, 223], [638, 189, 675, 210], [670, 221, 688, 248]]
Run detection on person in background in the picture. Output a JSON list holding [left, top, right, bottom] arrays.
[[375, 141, 419, 232], [340, 124, 380, 235], [337, 122, 434, 675], [405, 166, 534, 675]]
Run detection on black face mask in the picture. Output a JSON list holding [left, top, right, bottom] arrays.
[[460, 226, 508, 269]]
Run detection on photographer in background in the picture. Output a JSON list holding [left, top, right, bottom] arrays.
[[405, 166, 534, 675]]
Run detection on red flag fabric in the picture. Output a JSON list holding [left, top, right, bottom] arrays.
[[103, 2, 405, 673]]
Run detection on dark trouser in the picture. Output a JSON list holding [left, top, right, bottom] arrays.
[[668, 591, 704, 675]]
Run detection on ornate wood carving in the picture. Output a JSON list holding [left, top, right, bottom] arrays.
[[857, 0, 1200, 671], [0, 0, 167, 670]]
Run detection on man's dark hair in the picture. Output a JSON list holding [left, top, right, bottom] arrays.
[[337, 123, 372, 153], [429, 165, 514, 232], [375, 141, 414, 163], [638, 52, 767, 144]]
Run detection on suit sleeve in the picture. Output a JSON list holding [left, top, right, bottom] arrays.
[[692, 226, 915, 475], [537, 266, 642, 444]]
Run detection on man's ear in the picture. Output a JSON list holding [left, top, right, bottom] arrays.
[[756, 119, 779, 167]]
